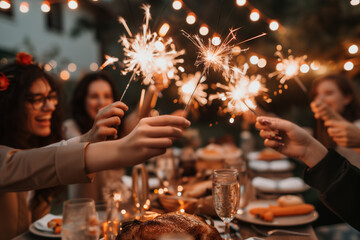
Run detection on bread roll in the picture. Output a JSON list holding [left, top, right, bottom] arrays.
[[277, 195, 303, 207]]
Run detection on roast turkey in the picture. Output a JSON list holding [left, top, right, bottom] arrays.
[[116, 212, 222, 240]]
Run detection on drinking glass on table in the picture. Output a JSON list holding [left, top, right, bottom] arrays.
[[62, 198, 99, 240], [132, 164, 150, 219], [225, 159, 250, 214], [213, 169, 240, 240]]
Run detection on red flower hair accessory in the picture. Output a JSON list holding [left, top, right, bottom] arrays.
[[0, 72, 10, 91], [16, 52, 33, 65]]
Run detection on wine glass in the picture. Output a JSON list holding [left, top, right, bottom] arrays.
[[213, 169, 240, 240], [62, 198, 99, 240]]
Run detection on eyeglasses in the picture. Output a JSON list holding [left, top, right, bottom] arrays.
[[26, 92, 58, 110]]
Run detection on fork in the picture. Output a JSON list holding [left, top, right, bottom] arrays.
[[251, 224, 310, 237]]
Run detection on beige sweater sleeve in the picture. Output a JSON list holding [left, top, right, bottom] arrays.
[[0, 143, 92, 193]]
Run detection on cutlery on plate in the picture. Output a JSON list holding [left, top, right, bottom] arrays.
[[251, 224, 310, 237]]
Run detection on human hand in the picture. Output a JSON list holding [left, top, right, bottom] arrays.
[[116, 115, 191, 166], [255, 117, 327, 167], [310, 99, 344, 121], [81, 101, 128, 142], [325, 120, 360, 148]]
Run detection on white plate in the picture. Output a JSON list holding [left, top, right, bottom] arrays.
[[29, 223, 61, 238], [248, 160, 295, 173], [252, 177, 310, 194], [235, 200, 318, 227]]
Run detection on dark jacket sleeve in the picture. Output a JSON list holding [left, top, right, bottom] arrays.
[[304, 149, 360, 231]]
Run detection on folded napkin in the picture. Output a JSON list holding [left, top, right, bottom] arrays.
[[252, 177, 306, 192], [249, 160, 291, 172], [122, 175, 160, 189], [34, 213, 62, 232]]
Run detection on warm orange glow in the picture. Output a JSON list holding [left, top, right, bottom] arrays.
[[212, 34, 221, 46], [344, 61, 354, 71], [249, 55, 259, 65], [269, 20, 279, 31], [186, 12, 196, 25], [0, 0, 11, 9], [68, 0, 78, 10], [19, 2, 29, 13], [236, 0, 246, 6], [172, 0, 182, 10], [250, 10, 260, 21], [159, 23, 170, 37], [60, 70, 70, 81], [348, 44, 358, 54], [300, 63, 310, 73], [199, 24, 209, 36], [41, 1, 51, 12]]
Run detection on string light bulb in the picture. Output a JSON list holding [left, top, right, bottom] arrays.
[[172, 0, 182, 10], [250, 9, 260, 21], [257, 58, 267, 68], [186, 12, 196, 25], [19, 2, 29, 13], [159, 23, 170, 37], [310, 61, 320, 70], [344, 61, 354, 71], [269, 20, 279, 31], [60, 70, 70, 81], [0, 0, 11, 9], [348, 44, 358, 54], [41, 1, 50, 13], [300, 63, 310, 73], [249, 55, 259, 65], [199, 24, 209, 36], [68, 0, 78, 10], [350, 0, 359, 6], [236, 0, 246, 6], [211, 33, 221, 46]]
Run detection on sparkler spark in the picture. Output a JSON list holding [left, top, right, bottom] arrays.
[[269, 48, 308, 93], [99, 55, 119, 70], [210, 64, 270, 116]]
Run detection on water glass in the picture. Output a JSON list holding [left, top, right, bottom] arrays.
[[213, 169, 240, 240], [62, 198, 99, 240]]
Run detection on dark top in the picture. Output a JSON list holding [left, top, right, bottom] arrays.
[[304, 149, 360, 231]]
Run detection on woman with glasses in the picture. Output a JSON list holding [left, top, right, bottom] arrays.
[[0, 53, 190, 239]]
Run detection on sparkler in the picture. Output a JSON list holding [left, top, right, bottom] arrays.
[[181, 29, 266, 115], [176, 72, 208, 112], [209, 64, 270, 117], [117, 4, 185, 101], [269, 48, 308, 93]]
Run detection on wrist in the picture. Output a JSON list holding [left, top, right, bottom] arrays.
[[301, 138, 328, 168]]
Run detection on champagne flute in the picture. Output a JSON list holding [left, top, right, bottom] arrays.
[[213, 169, 240, 240], [62, 198, 99, 240], [132, 164, 150, 219]]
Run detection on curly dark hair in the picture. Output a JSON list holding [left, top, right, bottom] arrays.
[[0, 62, 65, 209], [310, 74, 360, 147], [71, 71, 119, 134]]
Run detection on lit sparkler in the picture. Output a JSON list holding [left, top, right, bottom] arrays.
[[176, 71, 208, 109], [210, 64, 270, 116], [269, 48, 308, 93], [181, 29, 266, 115], [117, 4, 184, 101]]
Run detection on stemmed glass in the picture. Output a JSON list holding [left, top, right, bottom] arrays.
[[62, 198, 99, 240], [132, 164, 150, 219], [213, 169, 240, 240]]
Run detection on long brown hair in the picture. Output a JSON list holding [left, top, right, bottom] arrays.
[[310, 74, 360, 147], [0, 61, 65, 209]]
